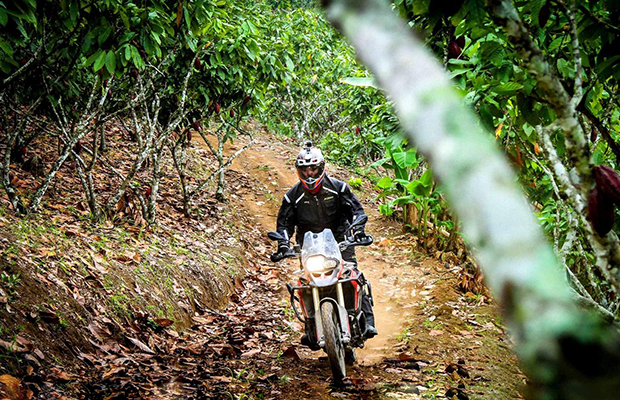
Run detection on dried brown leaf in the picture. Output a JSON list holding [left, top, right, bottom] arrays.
[[127, 337, 155, 354]]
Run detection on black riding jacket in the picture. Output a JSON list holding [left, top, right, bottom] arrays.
[[276, 175, 366, 246]]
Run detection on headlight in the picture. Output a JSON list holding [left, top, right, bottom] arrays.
[[306, 256, 338, 273]]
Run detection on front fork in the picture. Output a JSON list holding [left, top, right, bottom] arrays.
[[314, 283, 350, 348]]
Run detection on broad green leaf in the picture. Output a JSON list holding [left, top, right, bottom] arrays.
[[340, 76, 377, 88], [0, 8, 8, 26], [548, 37, 564, 52], [85, 50, 101, 67], [69, 1, 78, 23], [285, 56, 294, 71], [93, 51, 106, 71], [419, 169, 433, 187], [412, 0, 430, 14], [369, 157, 390, 169], [392, 149, 419, 169], [595, 55, 620, 80], [0, 38, 13, 56], [530, 0, 545, 26], [120, 11, 130, 30], [376, 176, 393, 190], [392, 195, 416, 206], [105, 50, 116, 74], [557, 58, 573, 78], [98, 25, 112, 46], [493, 82, 523, 95], [479, 41, 504, 66], [130, 46, 143, 69]]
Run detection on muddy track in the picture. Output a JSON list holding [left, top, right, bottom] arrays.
[[217, 132, 524, 400], [0, 130, 523, 400]]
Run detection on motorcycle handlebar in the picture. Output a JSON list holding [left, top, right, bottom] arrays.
[[269, 235, 373, 262], [339, 234, 373, 251], [270, 249, 300, 262]]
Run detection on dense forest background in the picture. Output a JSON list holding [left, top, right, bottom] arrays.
[[2, 0, 620, 398]]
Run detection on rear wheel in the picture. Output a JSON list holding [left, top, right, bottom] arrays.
[[320, 302, 346, 382]]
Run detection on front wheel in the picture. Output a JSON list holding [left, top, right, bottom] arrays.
[[320, 302, 346, 382]]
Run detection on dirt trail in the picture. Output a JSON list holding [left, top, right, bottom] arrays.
[[215, 131, 524, 400], [225, 136, 417, 364], [0, 128, 523, 400]]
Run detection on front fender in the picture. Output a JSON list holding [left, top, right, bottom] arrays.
[[318, 298, 351, 344]]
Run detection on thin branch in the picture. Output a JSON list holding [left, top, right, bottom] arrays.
[[567, 0, 583, 109]]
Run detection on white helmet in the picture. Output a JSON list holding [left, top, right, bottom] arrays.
[[295, 141, 325, 193]]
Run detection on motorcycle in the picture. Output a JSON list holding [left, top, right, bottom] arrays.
[[268, 216, 374, 382]]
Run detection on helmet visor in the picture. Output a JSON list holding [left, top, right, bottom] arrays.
[[296, 163, 325, 190]]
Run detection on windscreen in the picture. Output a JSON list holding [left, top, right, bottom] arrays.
[[301, 229, 342, 265]]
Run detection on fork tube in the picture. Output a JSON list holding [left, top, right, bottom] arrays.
[[336, 282, 345, 307], [313, 287, 323, 344]]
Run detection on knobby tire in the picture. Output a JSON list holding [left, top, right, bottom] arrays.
[[320, 302, 346, 382]]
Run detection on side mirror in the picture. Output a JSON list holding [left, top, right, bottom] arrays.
[[268, 231, 285, 241]]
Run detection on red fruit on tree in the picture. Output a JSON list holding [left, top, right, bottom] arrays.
[[74, 140, 82, 154], [20, 146, 27, 157], [355, 126, 361, 134], [455, 36, 465, 48], [193, 121, 200, 131], [133, 69, 139, 78], [242, 95, 251, 106], [588, 186, 614, 236], [230, 109, 235, 118], [98, 69, 103, 77], [145, 187, 152, 198], [103, 79, 108, 87], [187, 130, 192, 142], [594, 165, 620, 204], [448, 41, 461, 59], [215, 103, 221, 114], [194, 58, 201, 69], [107, 89, 112, 97]]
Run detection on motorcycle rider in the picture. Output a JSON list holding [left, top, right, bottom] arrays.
[[275, 140, 377, 340]]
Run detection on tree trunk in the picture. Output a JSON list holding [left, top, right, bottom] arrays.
[[322, 0, 620, 398]]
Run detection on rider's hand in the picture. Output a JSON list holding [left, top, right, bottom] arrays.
[[353, 227, 367, 241], [278, 243, 290, 255]]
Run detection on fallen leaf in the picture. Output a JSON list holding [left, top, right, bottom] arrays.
[[128, 337, 155, 354], [241, 348, 261, 358], [0, 339, 27, 353], [281, 346, 300, 360], [212, 375, 232, 383], [0, 374, 30, 400], [50, 368, 74, 382], [153, 318, 174, 327]]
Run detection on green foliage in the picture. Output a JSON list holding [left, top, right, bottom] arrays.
[[0, 271, 21, 300], [348, 177, 362, 189]]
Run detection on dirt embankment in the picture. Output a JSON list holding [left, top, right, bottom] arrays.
[[0, 128, 524, 400]]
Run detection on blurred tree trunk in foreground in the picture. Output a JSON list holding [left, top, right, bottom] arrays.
[[321, 0, 620, 398]]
